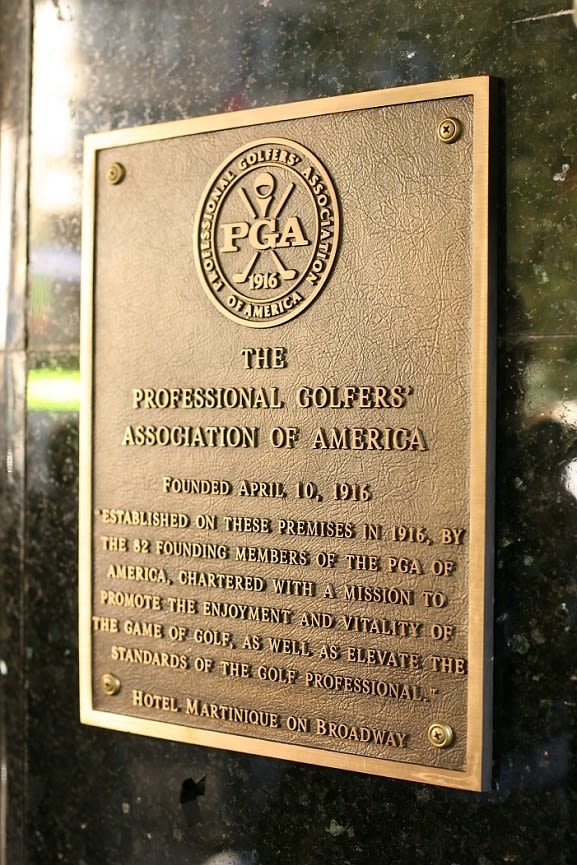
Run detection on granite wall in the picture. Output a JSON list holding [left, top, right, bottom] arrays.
[[1, 1, 576, 863]]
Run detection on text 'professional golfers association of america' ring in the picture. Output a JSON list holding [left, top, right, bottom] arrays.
[[194, 138, 340, 328]]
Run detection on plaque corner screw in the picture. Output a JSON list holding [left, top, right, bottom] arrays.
[[101, 672, 121, 696], [428, 722, 454, 748], [437, 118, 462, 144], [106, 162, 125, 185]]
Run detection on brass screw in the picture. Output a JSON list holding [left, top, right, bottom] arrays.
[[106, 162, 125, 184], [428, 722, 454, 748], [437, 118, 462, 144], [101, 673, 121, 696]]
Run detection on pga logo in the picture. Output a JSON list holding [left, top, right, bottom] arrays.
[[194, 138, 340, 327]]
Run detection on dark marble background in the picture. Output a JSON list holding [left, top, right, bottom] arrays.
[[1, 1, 577, 863]]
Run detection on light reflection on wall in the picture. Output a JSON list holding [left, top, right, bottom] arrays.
[[550, 400, 577, 500], [563, 460, 577, 500], [27, 368, 80, 412], [0, 130, 14, 344], [32, 2, 79, 212]]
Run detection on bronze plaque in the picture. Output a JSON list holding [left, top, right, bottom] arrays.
[[80, 78, 494, 790]]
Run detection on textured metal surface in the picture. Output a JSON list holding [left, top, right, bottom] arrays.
[[80, 79, 493, 790]]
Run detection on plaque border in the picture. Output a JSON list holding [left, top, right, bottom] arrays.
[[79, 76, 495, 791]]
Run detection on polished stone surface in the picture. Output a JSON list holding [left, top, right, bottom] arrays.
[[2, 0, 577, 862]]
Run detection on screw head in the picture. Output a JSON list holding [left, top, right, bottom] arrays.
[[437, 118, 462, 144], [106, 162, 125, 184], [101, 673, 121, 696], [428, 722, 454, 748]]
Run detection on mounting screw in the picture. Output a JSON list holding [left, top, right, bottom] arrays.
[[428, 722, 454, 748], [106, 162, 125, 184], [437, 118, 462, 144], [101, 673, 121, 696]]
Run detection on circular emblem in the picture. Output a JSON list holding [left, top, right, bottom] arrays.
[[194, 138, 340, 327]]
